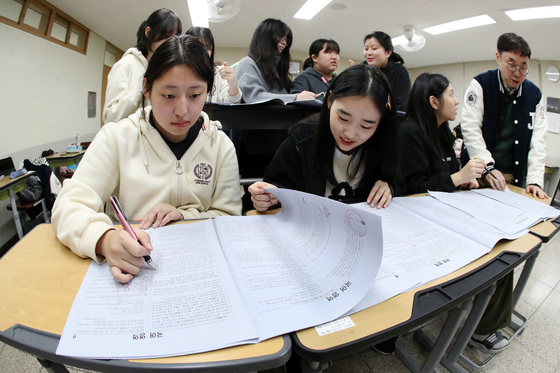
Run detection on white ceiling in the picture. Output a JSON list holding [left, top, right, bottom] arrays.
[[49, 0, 560, 68]]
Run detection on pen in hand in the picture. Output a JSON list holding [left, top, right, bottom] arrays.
[[474, 157, 498, 181], [109, 196, 155, 270]]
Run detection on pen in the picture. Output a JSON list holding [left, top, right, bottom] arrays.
[[474, 157, 498, 181], [109, 196, 155, 269], [321, 76, 328, 85]]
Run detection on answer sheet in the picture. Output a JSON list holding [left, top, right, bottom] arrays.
[[348, 198, 493, 313], [215, 188, 383, 341], [56, 219, 258, 359], [56, 188, 383, 359], [430, 189, 560, 235]]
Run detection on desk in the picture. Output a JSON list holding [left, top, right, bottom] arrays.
[[0, 171, 35, 239], [508, 184, 560, 242], [45, 151, 85, 168], [0, 224, 291, 373], [292, 234, 541, 372]]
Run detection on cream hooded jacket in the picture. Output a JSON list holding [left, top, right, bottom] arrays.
[[52, 108, 242, 263], [102, 47, 148, 124]]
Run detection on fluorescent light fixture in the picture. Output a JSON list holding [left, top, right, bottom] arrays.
[[424, 14, 495, 35], [391, 36, 407, 46], [294, 0, 333, 20], [505, 6, 560, 21], [187, 0, 208, 27]]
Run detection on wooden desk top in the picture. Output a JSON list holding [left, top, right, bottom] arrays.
[[45, 150, 85, 161], [0, 171, 34, 195], [0, 224, 288, 366]]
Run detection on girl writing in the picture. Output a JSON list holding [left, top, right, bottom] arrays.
[[235, 18, 316, 103], [399, 72, 485, 194], [53, 36, 242, 283]]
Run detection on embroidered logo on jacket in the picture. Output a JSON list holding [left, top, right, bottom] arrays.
[[466, 91, 477, 106], [194, 163, 213, 185]]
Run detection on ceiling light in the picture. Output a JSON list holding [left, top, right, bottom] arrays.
[[505, 6, 560, 21], [294, 0, 333, 20], [424, 14, 495, 35], [187, 0, 208, 28]]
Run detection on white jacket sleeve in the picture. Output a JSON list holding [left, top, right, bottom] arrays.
[[102, 63, 144, 124], [212, 68, 243, 104], [526, 95, 548, 186], [51, 126, 120, 263], [235, 58, 297, 103], [461, 79, 494, 164]]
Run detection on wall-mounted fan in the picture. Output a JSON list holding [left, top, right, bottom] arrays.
[[396, 25, 426, 52], [208, 0, 240, 23]]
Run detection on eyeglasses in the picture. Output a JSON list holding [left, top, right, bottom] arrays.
[[506, 62, 529, 76]]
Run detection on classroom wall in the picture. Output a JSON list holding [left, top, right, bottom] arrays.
[[0, 23, 106, 247]]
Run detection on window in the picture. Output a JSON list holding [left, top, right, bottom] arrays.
[[50, 15, 68, 42], [0, 0, 89, 54], [0, 0, 24, 23]]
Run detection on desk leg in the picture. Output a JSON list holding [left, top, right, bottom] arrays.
[[8, 187, 24, 239], [399, 283, 497, 373], [512, 251, 539, 309], [300, 359, 330, 373], [442, 283, 497, 372], [37, 358, 69, 373]]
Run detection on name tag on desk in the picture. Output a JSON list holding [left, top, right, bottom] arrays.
[[315, 316, 355, 336]]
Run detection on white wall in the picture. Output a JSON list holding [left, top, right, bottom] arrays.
[[0, 23, 106, 246]]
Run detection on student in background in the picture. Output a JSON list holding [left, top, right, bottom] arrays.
[[461, 32, 548, 199], [235, 18, 316, 103], [351, 31, 411, 118], [291, 38, 340, 94], [53, 36, 242, 283], [185, 27, 242, 104], [103, 8, 182, 124], [399, 73, 485, 194], [249, 64, 399, 211]]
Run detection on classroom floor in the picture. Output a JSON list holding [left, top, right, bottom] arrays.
[[1, 231, 560, 373]]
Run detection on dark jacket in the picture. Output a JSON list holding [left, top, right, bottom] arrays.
[[290, 67, 334, 94], [460, 69, 543, 187], [399, 119, 459, 194], [363, 60, 411, 117], [264, 122, 397, 202]]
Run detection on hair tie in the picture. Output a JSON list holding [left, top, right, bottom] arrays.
[[385, 94, 392, 111]]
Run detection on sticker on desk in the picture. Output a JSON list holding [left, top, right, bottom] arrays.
[[315, 316, 355, 336]]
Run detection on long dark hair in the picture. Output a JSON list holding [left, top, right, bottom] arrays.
[[185, 26, 215, 64], [141, 36, 214, 113], [136, 8, 182, 58], [303, 38, 340, 70], [405, 72, 455, 156], [248, 18, 293, 90], [313, 64, 399, 197], [363, 31, 404, 65]]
